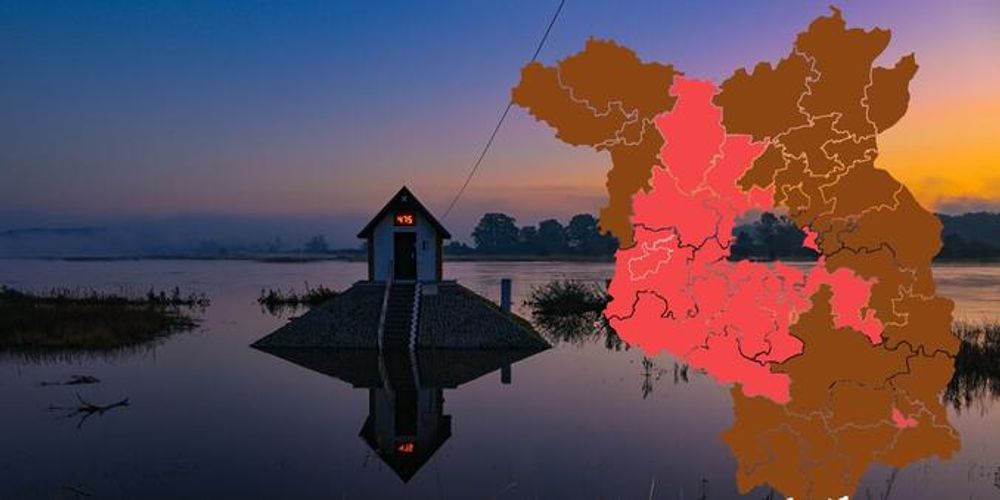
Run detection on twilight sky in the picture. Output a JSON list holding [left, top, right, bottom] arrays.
[[1, 0, 997, 245]]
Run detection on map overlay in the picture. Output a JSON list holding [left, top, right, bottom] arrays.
[[513, 8, 960, 499]]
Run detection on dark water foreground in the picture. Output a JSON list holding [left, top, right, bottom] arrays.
[[0, 259, 998, 498]]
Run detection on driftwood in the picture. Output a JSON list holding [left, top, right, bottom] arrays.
[[62, 484, 92, 497], [39, 375, 101, 387], [48, 393, 130, 429]]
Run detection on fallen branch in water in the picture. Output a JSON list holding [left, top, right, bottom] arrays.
[[39, 375, 101, 387], [62, 485, 92, 498], [48, 393, 130, 428]]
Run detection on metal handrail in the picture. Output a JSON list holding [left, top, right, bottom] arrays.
[[408, 281, 422, 390], [409, 282, 421, 351], [376, 259, 394, 353]]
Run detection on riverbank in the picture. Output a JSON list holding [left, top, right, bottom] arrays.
[[0, 286, 207, 354]]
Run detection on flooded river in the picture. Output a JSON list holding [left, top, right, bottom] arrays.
[[0, 260, 997, 498]]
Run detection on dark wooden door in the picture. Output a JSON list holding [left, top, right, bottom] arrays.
[[394, 232, 417, 280], [395, 389, 418, 436]]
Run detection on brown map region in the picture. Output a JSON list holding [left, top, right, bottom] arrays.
[[713, 7, 960, 498], [511, 39, 679, 247], [512, 6, 960, 498]]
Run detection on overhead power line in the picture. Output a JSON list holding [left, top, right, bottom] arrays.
[[442, 0, 566, 219]]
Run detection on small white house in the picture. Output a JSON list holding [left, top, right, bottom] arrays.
[[357, 186, 451, 282]]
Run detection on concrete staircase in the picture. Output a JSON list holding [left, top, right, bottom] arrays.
[[382, 349, 418, 393], [382, 282, 416, 350]]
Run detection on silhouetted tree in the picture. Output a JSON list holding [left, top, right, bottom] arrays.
[[935, 212, 1000, 260], [731, 212, 818, 261], [938, 232, 1000, 260], [938, 212, 1000, 247], [536, 219, 568, 255], [303, 235, 330, 253], [754, 212, 780, 260], [518, 225, 539, 253], [567, 213, 618, 254], [729, 230, 755, 260], [566, 214, 596, 248], [443, 241, 474, 255], [472, 213, 520, 254]]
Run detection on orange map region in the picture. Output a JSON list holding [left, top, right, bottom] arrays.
[[512, 7, 960, 500]]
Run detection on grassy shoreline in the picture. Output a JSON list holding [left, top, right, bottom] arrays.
[[257, 284, 339, 315], [0, 286, 207, 353]]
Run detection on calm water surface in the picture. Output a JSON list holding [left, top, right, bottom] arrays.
[[0, 260, 997, 499]]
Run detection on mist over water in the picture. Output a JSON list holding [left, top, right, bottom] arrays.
[[0, 213, 368, 257]]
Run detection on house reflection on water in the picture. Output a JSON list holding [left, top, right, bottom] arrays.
[[254, 347, 541, 482], [250, 187, 550, 479]]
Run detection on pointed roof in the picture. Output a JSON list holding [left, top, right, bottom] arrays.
[[356, 186, 451, 239]]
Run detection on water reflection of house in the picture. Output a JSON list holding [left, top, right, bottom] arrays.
[[255, 348, 541, 482], [362, 378, 450, 481]]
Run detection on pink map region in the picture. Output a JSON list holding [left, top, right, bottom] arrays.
[[605, 77, 885, 404], [892, 407, 919, 429]]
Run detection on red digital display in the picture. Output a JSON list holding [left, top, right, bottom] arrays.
[[396, 442, 415, 454], [394, 212, 415, 226]]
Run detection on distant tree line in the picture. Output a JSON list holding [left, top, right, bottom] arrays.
[[937, 212, 1000, 261], [729, 211, 1000, 261], [302, 235, 331, 253], [448, 211, 1000, 261], [445, 213, 618, 257], [730, 212, 819, 261]]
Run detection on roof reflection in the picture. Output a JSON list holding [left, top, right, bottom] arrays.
[[254, 346, 546, 482]]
